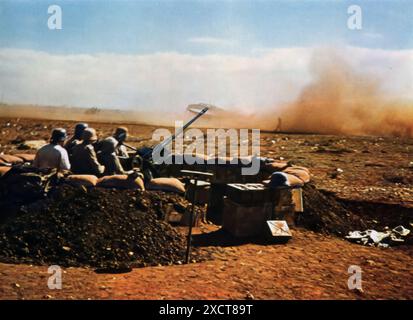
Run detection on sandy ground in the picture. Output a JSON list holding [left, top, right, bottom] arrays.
[[0, 117, 412, 299]]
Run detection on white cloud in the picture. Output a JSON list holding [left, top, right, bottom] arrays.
[[0, 46, 412, 114]]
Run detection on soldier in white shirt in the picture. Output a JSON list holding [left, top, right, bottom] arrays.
[[33, 128, 71, 171]]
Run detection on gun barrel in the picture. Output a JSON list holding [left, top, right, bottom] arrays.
[[161, 106, 209, 148], [123, 143, 137, 151], [148, 105, 210, 158]]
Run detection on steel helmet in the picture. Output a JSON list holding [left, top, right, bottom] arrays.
[[113, 127, 128, 142], [74, 123, 89, 139], [51, 128, 67, 144], [81, 128, 98, 143], [100, 137, 118, 153]]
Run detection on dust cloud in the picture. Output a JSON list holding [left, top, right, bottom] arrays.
[[261, 51, 413, 137], [190, 50, 413, 138]]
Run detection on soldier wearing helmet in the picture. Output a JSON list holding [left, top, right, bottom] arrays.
[[97, 137, 126, 176], [33, 128, 71, 171], [112, 127, 129, 158], [65, 123, 88, 158], [71, 128, 105, 176]]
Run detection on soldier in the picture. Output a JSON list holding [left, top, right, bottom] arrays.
[[112, 127, 129, 158], [33, 128, 71, 171], [97, 137, 125, 176], [65, 123, 88, 158], [71, 128, 105, 176]]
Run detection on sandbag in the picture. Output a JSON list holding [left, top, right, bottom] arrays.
[[14, 154, 36, 162], [264, 161, 289, 172], [286, 166, 310, 174], [65, 175, 98, 188], [263, 172, 304, 188], [17, 140, 47, 150], [283, 166, 311, 183], [0, 154, 24, 165], [0, 166, 11, 176], [97, 174, 145, 190], [146, 177, 185, 194]]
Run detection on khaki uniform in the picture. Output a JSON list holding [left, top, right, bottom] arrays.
[[98, 152, 125, 176], [115, 143, 129, 158], [97, 137, 125, 176], [64, 138, 81, 159], [71, 143, 104, 176]]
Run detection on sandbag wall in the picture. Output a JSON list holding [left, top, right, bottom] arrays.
[[0, 152, 311, 198], [160, 154, 310, 186], [0, 154, 35, 176]]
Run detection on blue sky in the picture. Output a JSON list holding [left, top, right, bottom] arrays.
[[0, 0, 412, 55]]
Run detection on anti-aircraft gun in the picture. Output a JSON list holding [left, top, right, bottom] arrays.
[[120, 104, 211, 180]]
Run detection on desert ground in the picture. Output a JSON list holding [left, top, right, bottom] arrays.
[[0, 115, 412, 300]]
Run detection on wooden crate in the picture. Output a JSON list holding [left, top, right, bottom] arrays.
[[222, 198, 273, 237]]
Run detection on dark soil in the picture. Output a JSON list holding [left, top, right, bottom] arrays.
[[0, 185, 203, 269], [300, 183, 413, 242], [299, 183, 368, 236]]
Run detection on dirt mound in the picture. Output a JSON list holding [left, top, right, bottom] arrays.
[[300, 183, 369, 236], [300, 183, 413, 241], [0, 185, 191, 269]]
